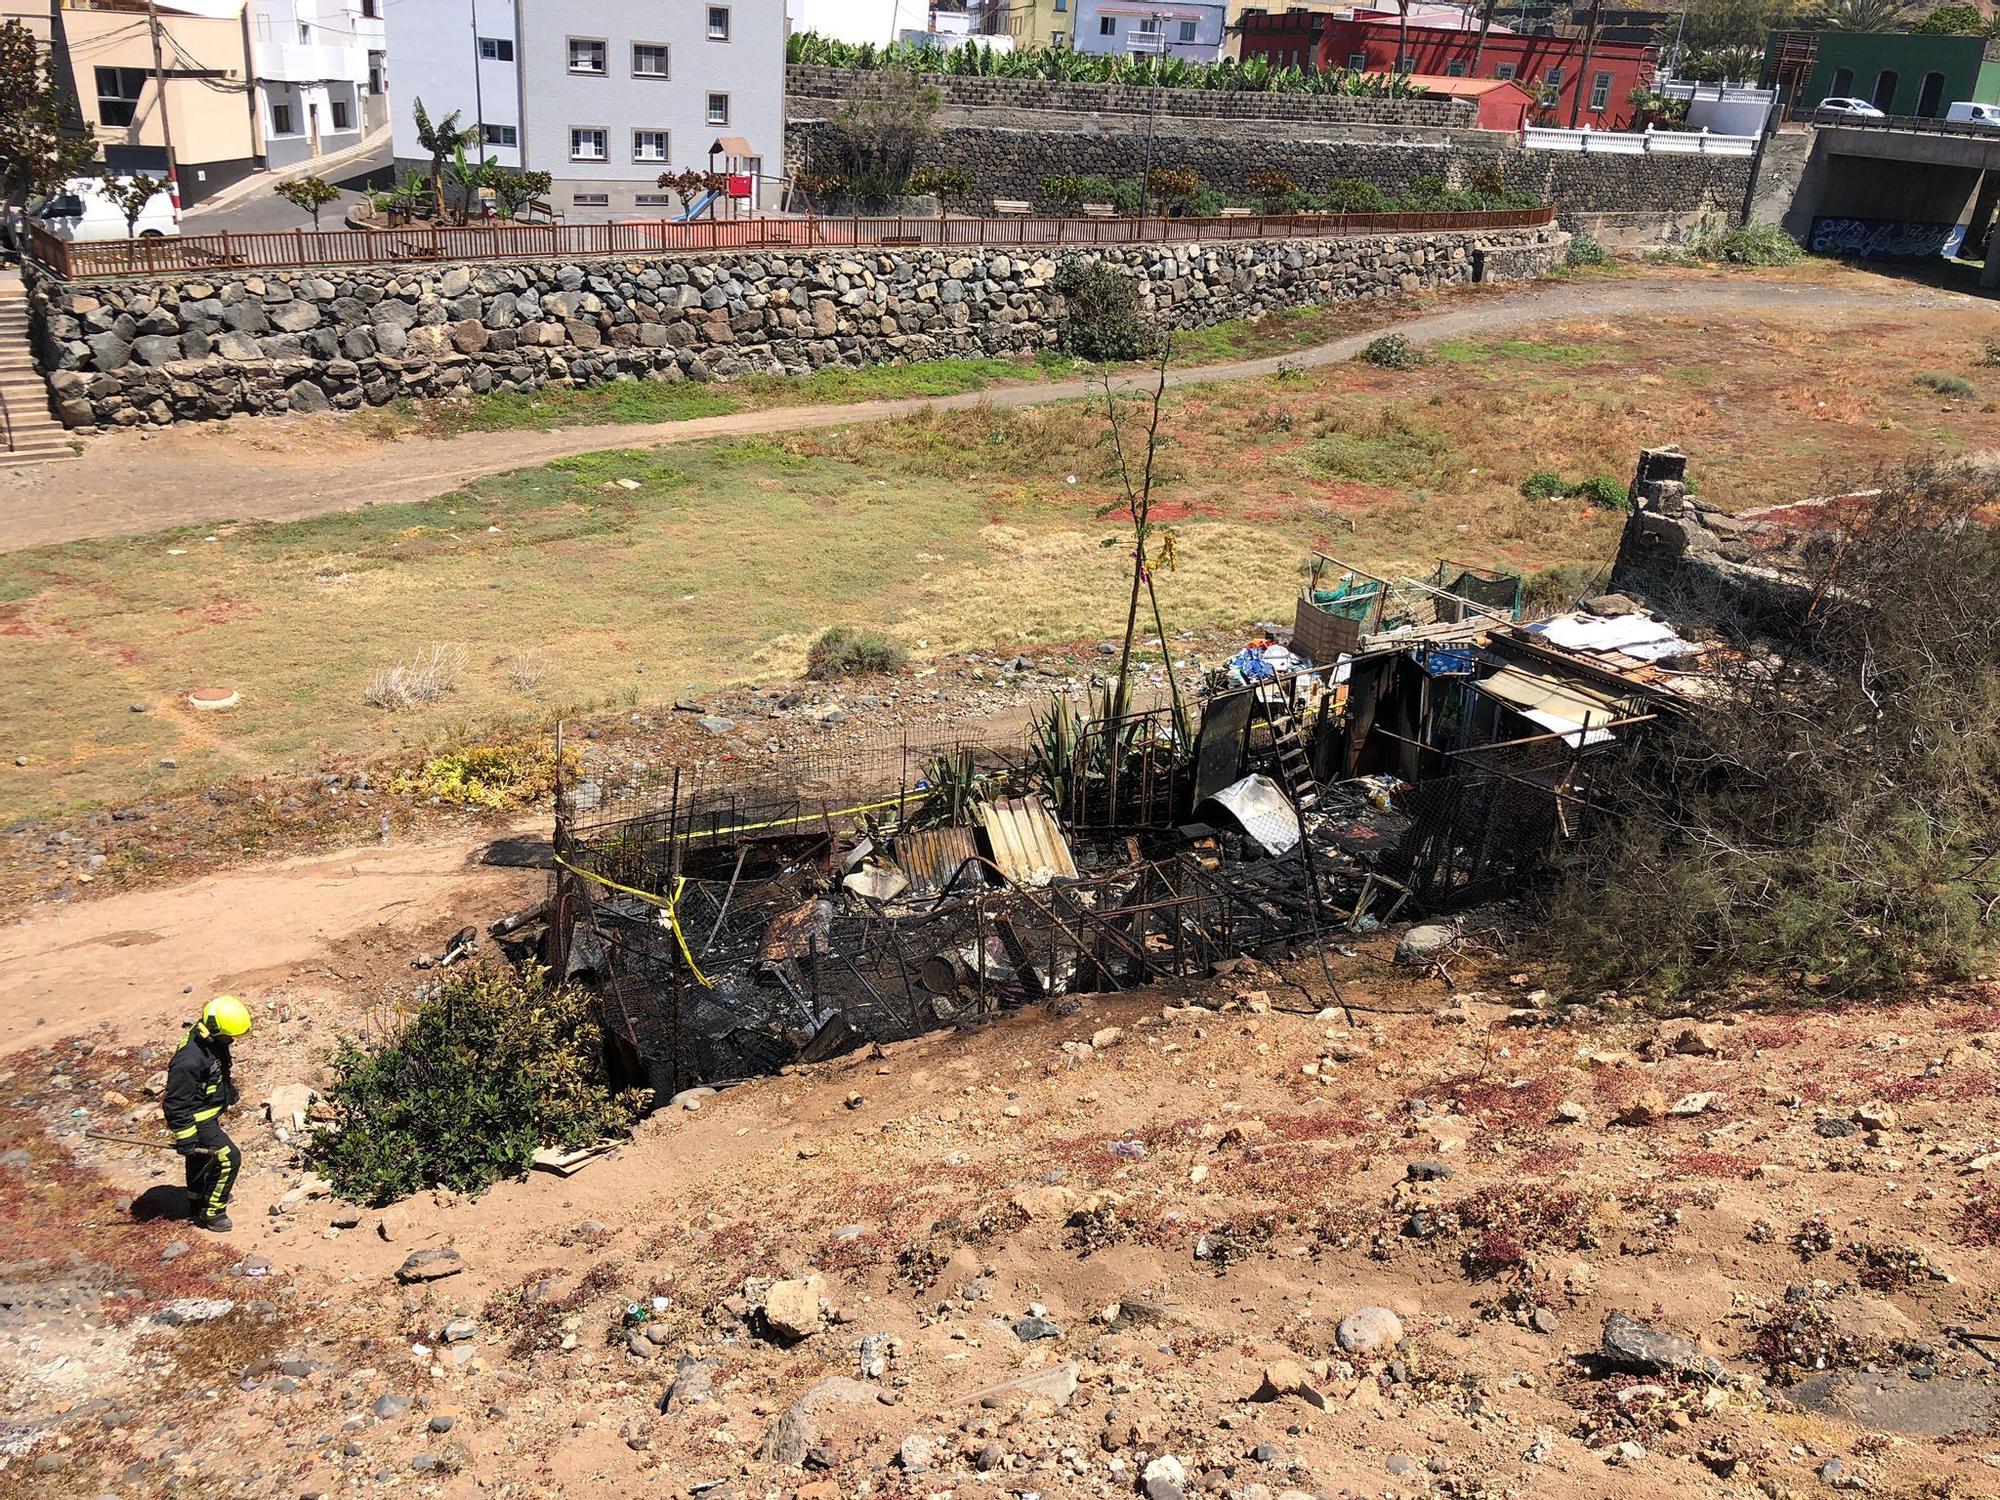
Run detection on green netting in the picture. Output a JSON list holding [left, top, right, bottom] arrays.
[[1309, 578, 1383, 624]]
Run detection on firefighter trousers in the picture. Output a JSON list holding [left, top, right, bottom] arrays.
[[184, 1126, 240, 1222]]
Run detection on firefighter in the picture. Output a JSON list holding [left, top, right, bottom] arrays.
[[163, 995, 251, 1231]]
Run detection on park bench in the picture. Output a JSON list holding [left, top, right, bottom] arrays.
[[1219, 206, 1254, 218], [1080, 202, 1115, 218], [992, 199, 1031, 216]]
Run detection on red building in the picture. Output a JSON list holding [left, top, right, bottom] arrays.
[[1239, 14, 1656, 131]]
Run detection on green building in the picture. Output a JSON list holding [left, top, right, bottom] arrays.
[[1762, 30, 2000, 118]]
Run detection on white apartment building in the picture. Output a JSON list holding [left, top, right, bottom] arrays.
[[250, 0, 388, 170], [390, 0, 786, 219]]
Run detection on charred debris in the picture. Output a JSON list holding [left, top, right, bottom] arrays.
[[523, 450, 1722, 1095]]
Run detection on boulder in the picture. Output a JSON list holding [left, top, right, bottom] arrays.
[[394, 1247, 463, 1283], [760, 1376, 877, 1466], [762, 1277, 822, 1342], [1599, 1311, 1722, 1381], [1396, 923, 1455, 964], [1336, 1306, 1404, 1354]]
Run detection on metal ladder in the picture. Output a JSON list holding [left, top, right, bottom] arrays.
[[1260, 695, 1321, 813]]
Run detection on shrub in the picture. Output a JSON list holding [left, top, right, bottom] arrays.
[[1052, 255, 1155, 361], [307, 964, 645, 1204], [1040, 173, 1114, 208], [1468, 162, 1507, 196], [805, 625, 908, 679], [364, 644, 464, 710], [1982, 337, 2000, 368], [1520, 471, 1570, 500], [1244, 167, 1296, 200], [1146, 166, 1200, 208], [908, 164, 973, 200], [1573, 475, 1631, 510], [391, 741, 564, 809], [1523, 560, 1604, 612], [1320, 179, 1389, 214], [1184, 185, 1227, 218], [1915, 370, 1977, 399], [1709, 224, 1803, 266], [1360, 333, 1420, 370], [1565, 233, 1608, 267]]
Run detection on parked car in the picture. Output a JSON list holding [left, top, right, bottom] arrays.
[[27, 177, 180, 243], [1814, 97, 1886, 118], [1945, 101, 2000, 129]]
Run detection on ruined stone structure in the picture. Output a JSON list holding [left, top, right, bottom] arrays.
[[29, 226, 1564, 428]]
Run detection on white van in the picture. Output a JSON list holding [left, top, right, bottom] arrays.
[[1945, 101, 2000, 129], [28, 176, 180, 243]]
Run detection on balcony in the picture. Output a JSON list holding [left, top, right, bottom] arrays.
[[259, 40, 359, 84]]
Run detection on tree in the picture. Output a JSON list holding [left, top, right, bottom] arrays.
[[1911, 2, 1983, 30], [1394, 0, 1411, 80], [99, 170, 163, 237], [410, 96, 477, 220], [273, 174, 340, 232], [0, 20, 95, 227], [490, 168, 552, 219], [1570, 0, 1605, 127], [827, 69, 939, 202], [1471, 0, 1500, 75], [445, 143, 494, 224], [1810, 0, 1911, 29]]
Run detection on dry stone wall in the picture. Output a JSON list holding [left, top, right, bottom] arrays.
[[29, 226, 1565, 429]]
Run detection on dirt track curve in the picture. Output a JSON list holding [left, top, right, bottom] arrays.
[[1, 271, 1980, 553]]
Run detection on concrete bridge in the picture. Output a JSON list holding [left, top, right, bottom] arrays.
[[1769, 117, 2000, 271]]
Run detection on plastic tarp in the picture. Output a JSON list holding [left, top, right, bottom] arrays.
[[1477, 665, 1629, 747], [1526, 613, 1691, 662]]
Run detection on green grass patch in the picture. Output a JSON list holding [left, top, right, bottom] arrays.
[[1309, 413, 1456, 487], [1431, 337, 1608, 366]]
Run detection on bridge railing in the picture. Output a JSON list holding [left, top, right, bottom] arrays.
[[1522, 124, 1758, 157], [1789, 107, 2000, 137]]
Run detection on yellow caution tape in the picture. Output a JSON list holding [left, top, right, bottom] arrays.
[[552, 855, 713, 989]]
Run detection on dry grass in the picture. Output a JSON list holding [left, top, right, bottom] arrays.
[[363, 644, 466, 711]]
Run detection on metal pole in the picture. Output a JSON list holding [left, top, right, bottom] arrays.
[[470, 0, 488, 154]]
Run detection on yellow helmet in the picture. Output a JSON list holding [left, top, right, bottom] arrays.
[[202, 995, 252, 1039]]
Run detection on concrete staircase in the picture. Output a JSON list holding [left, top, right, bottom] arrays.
[[0, 274, 76, 466]]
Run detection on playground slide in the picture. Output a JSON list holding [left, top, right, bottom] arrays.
[[676, 189, 721, 223]]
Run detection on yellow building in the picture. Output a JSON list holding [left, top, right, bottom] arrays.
[[991, 0, 1075, 51], [1, 0, 262, 205]]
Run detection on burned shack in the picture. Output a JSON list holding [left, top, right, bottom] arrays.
[[548, 467, 1712, 1096]]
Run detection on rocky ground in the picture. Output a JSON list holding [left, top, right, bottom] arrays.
[[5, 923, 1999, 1500]]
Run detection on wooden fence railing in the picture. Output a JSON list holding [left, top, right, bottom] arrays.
[[28, 206, 1555, 281]]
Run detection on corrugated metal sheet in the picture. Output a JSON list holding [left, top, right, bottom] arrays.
[[979, 796, 1078, 889], [1200, 773, 1302, 857], [896, 825, 982, 900]]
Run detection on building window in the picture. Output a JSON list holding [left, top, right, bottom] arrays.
[[707, 6, 730, 40], [298, 22, 310, 43], [361, 0, 377, 16], [706, 91, 729, 125], [1494, 62, 1515, 80], [1178, 19, 1196, 41], [1544, 66, 1563, 87], [1589, 70, 1612, 110], [567, 37, 606, 74], [635, 193, 673, 206], [572, 193, 609, 206], [478, 36, 513, 61], [633, 128, 670, 162], [1829, 66, 1854, 96], [1870, 69, 1898, 112], [1138, 15, 1160, 32], [632, 43, 670, 78], [331, 98, 351, 130], [1100, 16, 1116, 35], [94, 66, 146, 128], [1055, 0, 1066, 9], [367, 51, 383, 94], [482, 122, 516, 147], [1446, 58, 1467, 76], [271, 101, 295, 134], [1347, 51, 1367, 69], [1397, 55, 1415, 73], [1052, 29, 1065, 43], [570, 126, 608, 161]]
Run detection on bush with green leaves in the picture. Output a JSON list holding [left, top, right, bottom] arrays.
[[806, 626, 908, 679], [1052, 255, 1155, 361], [1360, 333, 1420, 371], [1565, 234, 1608, 267], [1572, 475, 1630, 510], [1520, 471, 1571, 500], [1915, 370, 1977, 399], [306, 964, 645, 1205], [1319, 179, 1391, 214], [1708, 224, 1803, 267]]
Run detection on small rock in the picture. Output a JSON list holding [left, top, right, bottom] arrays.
[[157, 1298, 234, 1326], [697, 716, 735, 735], [1854, 1100, 1897, 1131], [1616, 1090, 1669, 1127], [1600, 1311, 1723, 1381], [1396, 923, 1455, 964], [1608, 1439, 1647, 1466], [372, 1393, 411, 1421], [1336, 1306, 1404, 1354], [762, 1278, 823, 1342], [1555, 1100, 1588, 1124], [159, 1240, 190, 1263], [898, 1432, 934, 1471], [1405, 1159, 1453, 1182], [428, 1415, 455, 1434], [441, 1317, 476, 1344], [1012, 1314, 1062, 1342]]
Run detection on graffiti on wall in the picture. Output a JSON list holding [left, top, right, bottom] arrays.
[[1809, 216, 1967, 259]]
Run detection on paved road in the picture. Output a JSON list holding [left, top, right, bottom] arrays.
[[0, 271, 1974, 553], [180, 141, 393, 234]]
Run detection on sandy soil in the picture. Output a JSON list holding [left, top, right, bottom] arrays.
[[0, 273, 1961, 553]]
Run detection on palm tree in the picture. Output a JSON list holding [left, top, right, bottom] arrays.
[[1471, 0, 1500, 75], [410, 97, 478, 220], [1569, 0, 1605, 128], [1811, 0, 1911, 29]]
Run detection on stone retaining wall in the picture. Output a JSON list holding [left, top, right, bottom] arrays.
[[785, 65, 1473, 129], [28, 226, 1565, 428]]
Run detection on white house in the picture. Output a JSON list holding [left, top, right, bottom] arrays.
[[391, 0, 787, 219], [249, 0, 387, 170], [1072, 0, 1225, 62]]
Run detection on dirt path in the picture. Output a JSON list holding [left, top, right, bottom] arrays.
[[0, 272, 1967, 553], [0, 826, 541, 1057]]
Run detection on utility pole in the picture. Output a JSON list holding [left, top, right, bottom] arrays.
[[469, 0, 486, 151], [1137, 10, 1164, 218], [145, 0, 181, 217]]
